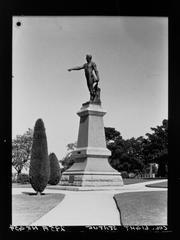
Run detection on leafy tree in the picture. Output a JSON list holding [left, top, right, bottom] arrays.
[[104, 127, 127, 172], [143, 119, 168, 177], [66, 142, 77, 151], [61, 142, 77, 171], [124, 137, 145, 173], [29, 119, 50, 194], [104, 127, 121, 144], [12, 128, 33, 176], [105, 128, 146, 174], [48, 153, 61, 185], [105, 120, 168, 177]]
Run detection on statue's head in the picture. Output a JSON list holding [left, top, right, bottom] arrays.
[[86, 54, 92, 62]]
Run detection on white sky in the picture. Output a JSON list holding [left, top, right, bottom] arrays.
[[12, 16, 168, 159]]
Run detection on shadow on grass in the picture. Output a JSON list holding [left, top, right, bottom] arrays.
[[22, 192, 53, 196], [22, 192, 37, 196]]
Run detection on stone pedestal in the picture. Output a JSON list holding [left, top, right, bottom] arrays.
[[59, 102, 123, 190]]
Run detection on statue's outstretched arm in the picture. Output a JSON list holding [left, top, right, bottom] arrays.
[[68, 65, 84, 71]]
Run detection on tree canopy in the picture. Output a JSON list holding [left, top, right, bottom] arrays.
[[60, 142, 77, 171], [104, 119, 168, 177], [12, 128, 33, 175], [143, 119, 168, 176]]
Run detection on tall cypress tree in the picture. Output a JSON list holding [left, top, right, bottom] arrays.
[[48, 153, 61, 185], [29, 119, 50, 194]]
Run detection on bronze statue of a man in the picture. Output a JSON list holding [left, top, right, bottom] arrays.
[[68, 54, 100, 102]]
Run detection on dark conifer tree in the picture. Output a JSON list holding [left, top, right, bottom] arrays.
[[48, 153, 61, 185], [29, 119, 50, 194]]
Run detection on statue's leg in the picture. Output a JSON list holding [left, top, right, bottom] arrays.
[[87, 82, 91, 94], [87, 78, 94, 101], [90, 87, 94, 101]]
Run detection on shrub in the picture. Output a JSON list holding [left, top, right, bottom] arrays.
[[12, 172, 18, 183], [128, 172, 136, 178], [121, 171, 129, 178], [29, 119, 50, 194], [61, 152, 74, 171], [48, 153, 61, 185], [17, 173, 30, 184]]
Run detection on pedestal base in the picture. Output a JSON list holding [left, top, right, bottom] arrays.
[[59, 102, 124, 190], [60, 171, 123, 191], [60, 153, 124, 190]]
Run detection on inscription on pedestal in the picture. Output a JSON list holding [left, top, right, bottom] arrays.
[[69, 175, 74, 183]]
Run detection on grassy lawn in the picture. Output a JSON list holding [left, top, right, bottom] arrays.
[[145, 181, 167, 188], [122, 178, 162, 185], [12, 193, 65, 225], [12, 183, 31, 188], [114, 191, 167, 225]]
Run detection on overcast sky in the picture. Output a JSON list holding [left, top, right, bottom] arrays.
[[12, 16, 168, 159]]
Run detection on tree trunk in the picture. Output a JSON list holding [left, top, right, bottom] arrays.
[[17, 169, 21, 176], [157, 162, 166, 177]]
